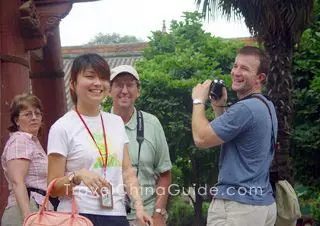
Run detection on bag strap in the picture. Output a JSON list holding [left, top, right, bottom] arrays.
[[136, 110, 144, 177], [250, 95, 279, 173], [39, 178, 77, 215], [108, 109, 145, 176]]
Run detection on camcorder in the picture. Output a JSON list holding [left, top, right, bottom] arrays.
[[209, 79, 225, 100]]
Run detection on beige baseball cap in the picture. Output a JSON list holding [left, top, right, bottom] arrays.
[[110, 65, 140, 81]]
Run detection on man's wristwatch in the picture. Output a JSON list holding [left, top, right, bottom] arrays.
[[193, 98, 205, 105], [155, 208, 168, 221]]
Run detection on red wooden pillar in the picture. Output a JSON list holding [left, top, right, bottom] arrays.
[[30, 25, 67, 149], [0, 0, 30, 217]]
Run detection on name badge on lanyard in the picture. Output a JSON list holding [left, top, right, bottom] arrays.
[[75, 108, 114, 209], [101, 182, 113, 209]]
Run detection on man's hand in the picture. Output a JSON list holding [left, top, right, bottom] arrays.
[[192, 80, 212, 102], [152, 214, 166, 226], [135, 209, 153, 226], [210, 87, 228, 117], [210, 87, 228, 107]]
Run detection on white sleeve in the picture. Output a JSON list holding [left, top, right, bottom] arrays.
[[121, 120, 129, 144], [105, 112, 129, 144], [47, 122, 69, 157]]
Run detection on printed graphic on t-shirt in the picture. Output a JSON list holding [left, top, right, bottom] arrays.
[[92, 132, 121, 168]]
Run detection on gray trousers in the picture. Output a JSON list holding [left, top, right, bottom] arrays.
[[1, 198, 39, 226]]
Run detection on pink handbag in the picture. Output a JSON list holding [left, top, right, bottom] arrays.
[[23, 179, 93, 226]]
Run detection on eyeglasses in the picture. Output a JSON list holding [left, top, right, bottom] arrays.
[[19, 111, 42, 119], [113, 82, 138, 90]]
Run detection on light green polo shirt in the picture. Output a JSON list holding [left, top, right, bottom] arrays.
[[113, 108, 172, 220]]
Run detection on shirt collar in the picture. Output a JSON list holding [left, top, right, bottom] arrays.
[[12, 131, 38, 141], [110, 107, 137, 130], [126, 108, 137, 130]]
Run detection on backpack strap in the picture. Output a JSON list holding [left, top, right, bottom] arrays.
[[250, 95, 276, 146], [250, 95, 280, 190]]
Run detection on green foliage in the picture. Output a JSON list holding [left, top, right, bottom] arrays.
[[134, 12, 243, 190], [292, 0, 320, 188], [102, 12, 244, 224], [167, 196, 194, 226], [202, 201, 210, 218], [167, 197, 211, 226], [143, 12, 240, 78], [311, 196, 320, 221], [297, 186, 320, 220], [87, 32, 143, 45], [171, 164, 184, 188]]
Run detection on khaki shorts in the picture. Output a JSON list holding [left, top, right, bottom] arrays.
[[207, 199, 277, 226], [1, 198, 39, 226]]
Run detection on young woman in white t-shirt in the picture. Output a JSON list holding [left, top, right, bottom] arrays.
[[47, 53, 152, 226]]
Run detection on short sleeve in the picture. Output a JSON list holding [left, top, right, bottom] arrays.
[[210, 103, 254, 142], [153, 118, 172, 174], [110, 113, 129, 145], [4, 136, 33, 161], [47, 122, 69, 157]]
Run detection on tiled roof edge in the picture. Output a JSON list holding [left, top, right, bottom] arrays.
[[62, 42, 148, 55], [62, 42, 148, 49], [63, 51, 143, 59]]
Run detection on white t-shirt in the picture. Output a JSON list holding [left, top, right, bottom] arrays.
[[47, 110, 129, 216]]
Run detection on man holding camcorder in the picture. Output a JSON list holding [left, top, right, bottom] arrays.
[[191, 46, 278, 226]]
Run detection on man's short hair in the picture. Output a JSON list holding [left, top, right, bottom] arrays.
[[237, 46, 270, 82]]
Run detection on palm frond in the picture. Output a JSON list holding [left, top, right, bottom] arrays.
[[195, 0, 314, 45], [195, 0, 231, 21]]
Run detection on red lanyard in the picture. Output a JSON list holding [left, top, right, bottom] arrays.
[[75, 108, 108, 171]]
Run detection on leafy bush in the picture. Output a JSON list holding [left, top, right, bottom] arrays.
[[297, 185, 320, 221], [167, 196, 194, 226], [202, 201, 210, 218], [292, 0, 320, 187], [103, 11, 244, 225]]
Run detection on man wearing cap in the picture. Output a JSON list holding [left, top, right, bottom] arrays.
[[109, 65, 172, 226]]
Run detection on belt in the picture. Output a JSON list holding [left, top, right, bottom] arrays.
[[27, 187, 60, 211]]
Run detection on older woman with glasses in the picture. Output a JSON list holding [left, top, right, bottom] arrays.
[[1, 93, 57, 226]]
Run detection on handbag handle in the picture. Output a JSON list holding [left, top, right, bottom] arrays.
[[39, 178, 78, 215]]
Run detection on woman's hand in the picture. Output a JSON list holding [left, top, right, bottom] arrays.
[[75, 169, 110, 195], [135, 209, 153, 226]]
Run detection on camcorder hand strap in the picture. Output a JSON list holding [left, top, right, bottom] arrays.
[[136, 110, 144, 177]]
